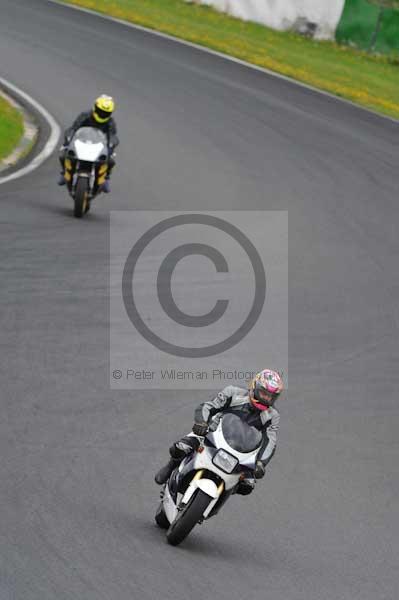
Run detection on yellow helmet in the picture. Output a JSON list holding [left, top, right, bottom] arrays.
[[93, 94, 115, 123]]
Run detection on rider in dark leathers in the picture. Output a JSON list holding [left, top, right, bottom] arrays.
[[155, 370, 283, 495], [58, 94, 119, 193]]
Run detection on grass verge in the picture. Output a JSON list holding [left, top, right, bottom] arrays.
[[0, 94, 24, 162], [61, 0, 399, 119]]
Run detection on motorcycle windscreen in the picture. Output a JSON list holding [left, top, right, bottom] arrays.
[[221, 413, 263, 453], [72, 127, 107, 161]]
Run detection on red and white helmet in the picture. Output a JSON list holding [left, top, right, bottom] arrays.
[[249, 369, 283, 411]]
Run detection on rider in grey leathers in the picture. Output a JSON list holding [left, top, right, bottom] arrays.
[[155, 369, 283, 495]]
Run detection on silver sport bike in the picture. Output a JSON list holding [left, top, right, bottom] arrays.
[[60, 127, 111, 218], [155, 413, 263, 546]]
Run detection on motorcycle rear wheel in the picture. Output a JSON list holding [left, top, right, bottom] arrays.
[[166, 489, 211, 546], [74, 177, 89, 218]]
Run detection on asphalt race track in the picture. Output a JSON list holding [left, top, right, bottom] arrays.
[[1, 1, 398, 599]]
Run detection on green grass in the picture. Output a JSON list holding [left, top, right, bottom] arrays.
[[62, 0, 399, 119], [337, 0, 399, 53], [0, 95, 24, 161]]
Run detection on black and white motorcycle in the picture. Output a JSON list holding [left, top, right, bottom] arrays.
[[155, 413, 263, 546], [61, 127, 111, 218]]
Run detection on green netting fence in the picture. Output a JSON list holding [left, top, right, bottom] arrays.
[[337, 0, 399, 52]]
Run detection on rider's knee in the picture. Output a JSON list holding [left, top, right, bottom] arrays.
[[170, 436, 199, 459], [169, 442, 190, 459], [169, 443, 183, 459]]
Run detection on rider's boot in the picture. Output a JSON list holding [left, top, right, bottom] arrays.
[[154, 458, 181, 485], [57, 172, 66, 186], [235, 478, 255, 496], [102, 178, 111, 193]]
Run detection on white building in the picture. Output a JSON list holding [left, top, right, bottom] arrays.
[[189, 1, 346, 39]]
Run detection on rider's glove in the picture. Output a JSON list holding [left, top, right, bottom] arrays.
[[254, 461, 266, 479], [192, 422, 209, 437]]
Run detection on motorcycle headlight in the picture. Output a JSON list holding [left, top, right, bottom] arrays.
[[212, 449, 239, 474]]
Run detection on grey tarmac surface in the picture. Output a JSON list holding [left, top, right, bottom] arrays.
[[1, 1, 398, 599]]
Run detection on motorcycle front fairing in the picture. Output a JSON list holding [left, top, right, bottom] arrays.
[[164, 415, 262, 524], [64, 127, 109, 195], [70, 127, 108, 162]]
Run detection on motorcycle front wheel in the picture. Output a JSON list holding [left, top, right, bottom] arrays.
[[74, 177, 89, 218], [166, 489, 211, 546]]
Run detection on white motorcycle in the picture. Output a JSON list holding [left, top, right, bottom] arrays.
[[61, 127, 111, 218], [155, 413, 263, 546]]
